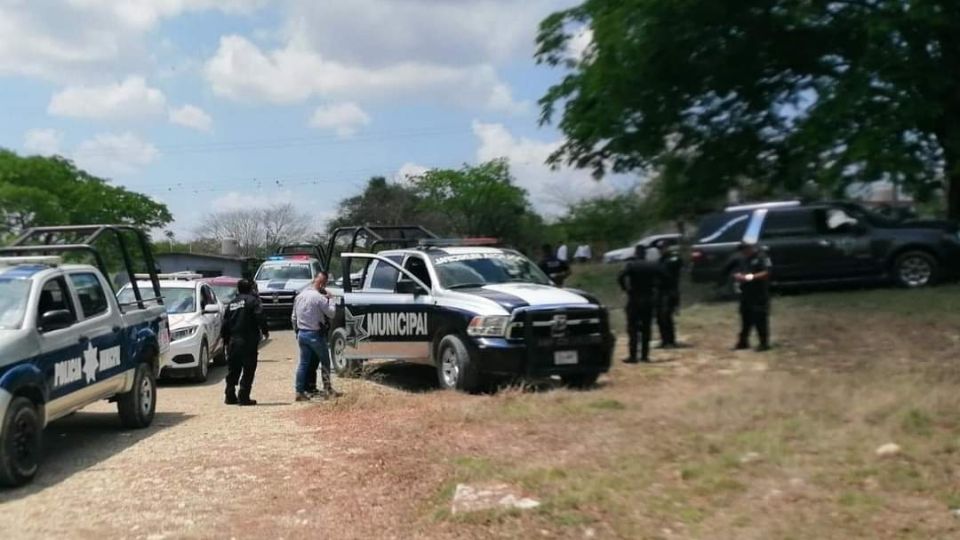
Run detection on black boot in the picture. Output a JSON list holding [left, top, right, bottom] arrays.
[[225, 386, 238, 405], [237, 388, 257, 406]]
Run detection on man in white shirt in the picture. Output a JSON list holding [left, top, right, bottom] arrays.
[[574, 244, 592, 263], [291, 272, 340, 401], [556, 243, 569, 262]]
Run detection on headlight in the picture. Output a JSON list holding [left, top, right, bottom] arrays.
[[171, 325, 199, 342], [466, 315, 510, 337]]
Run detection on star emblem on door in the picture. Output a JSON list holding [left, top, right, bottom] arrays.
[[343, 307, 369, 347]]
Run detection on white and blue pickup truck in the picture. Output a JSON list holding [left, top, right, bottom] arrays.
[[0, 225, 169, 487]]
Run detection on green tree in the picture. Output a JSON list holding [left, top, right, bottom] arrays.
[[326, 176, 445, 233], [556, 192, 652, 249], [0, 149, 172, 236], [412, 159, 545, 248], [537, 0, 960, 218]]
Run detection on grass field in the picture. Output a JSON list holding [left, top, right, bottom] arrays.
[[297, 265, 960, 539]]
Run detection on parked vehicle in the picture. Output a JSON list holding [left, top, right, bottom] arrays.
[[201, 276, 252, 304], [602, 233, 682, 264], [691, 201, 960, 292], [0, 225, 168, 487], [328, 239, 615, 393], [118, 274, 223, 382], [254, 255, 323, 326]]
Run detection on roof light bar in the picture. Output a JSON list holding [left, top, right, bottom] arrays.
[[135, 272, 202, 281], [418, 237, 501, 248], [0, 256, 62, 267]]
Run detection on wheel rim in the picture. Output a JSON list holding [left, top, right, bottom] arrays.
[[139, 374, 153, 417], [440, 347, 459, 388], [333, 335, 346, 370], [200, 346, 208, 377], [12, 412, 37, 474], [899, 256, 932, 287]]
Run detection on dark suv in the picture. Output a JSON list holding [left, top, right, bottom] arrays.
[[691, 201, 960, 290]]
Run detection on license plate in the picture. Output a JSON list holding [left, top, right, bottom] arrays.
[[554, 350, 578, 365]]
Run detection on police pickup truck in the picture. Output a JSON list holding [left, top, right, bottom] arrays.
[[0, 225, 168, 487], [328, 241, 614, 393], [254, 253, 323, 326]]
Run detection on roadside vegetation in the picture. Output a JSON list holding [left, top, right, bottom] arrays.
[[293, 267, 960, 539]]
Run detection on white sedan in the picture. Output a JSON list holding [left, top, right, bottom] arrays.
[[602, 233, 682, 264], [118, 275, 224, 383]]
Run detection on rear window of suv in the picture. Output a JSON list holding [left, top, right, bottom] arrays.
[[696, 212, 750, 244]]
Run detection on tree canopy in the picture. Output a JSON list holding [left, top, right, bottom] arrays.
[[0, 149, 172, 237], [536, 0, 960, 218], [196, 202, 314, 257]]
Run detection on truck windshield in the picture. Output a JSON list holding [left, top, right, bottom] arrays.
[[118, 286, 196, 314], [430, 252, 551, 289], [0, 279, 31, 329], [256, 263, 312, 281]]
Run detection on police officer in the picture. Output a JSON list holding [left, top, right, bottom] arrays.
[[733, 241, 772, 351], [618, 244, 660, 363], [539, 243, 571, 287], [655, 240, 683, 348], [222, 279, 269, 405]]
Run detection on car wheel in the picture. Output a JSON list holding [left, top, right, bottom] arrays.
[[561, 373, 600, 389], [193, 340, 210, 383], [0, 397, 42, 487], [330, 329, 361, 378], [436, 334, 481, 393], [117, 363, 157, 429], [894, 251, 938, 288]]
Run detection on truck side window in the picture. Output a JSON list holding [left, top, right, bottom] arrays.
[[368, 261, 400, 291], [822, 208, 859, 235], [761, 209, 817, 239], [68, 273, 109, 318], [201, 285, 216, 307], [37, 278, 77, 330], [402, 256, 432, 288]]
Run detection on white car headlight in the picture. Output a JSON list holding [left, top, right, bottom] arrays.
[[171, 325, 199, 342], [466, 315, 510, 337]]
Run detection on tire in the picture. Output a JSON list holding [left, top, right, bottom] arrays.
[[561, 373, 600, 390], [893, 251, 938, 288], [117, 363, 157, 429], [436, 334, 481, 393], [330, 329, 362, 378], [0, 397, 42, 487], [193, 340, 210, 383]]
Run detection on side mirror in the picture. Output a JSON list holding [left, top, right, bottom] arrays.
[[396, 278, 425, 295], [203, 303, 221, 314], [39, 309, 75, 332]]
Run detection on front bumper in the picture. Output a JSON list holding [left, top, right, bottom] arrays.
[[467, 333, 615, 378], [160, 331, 202, 377]]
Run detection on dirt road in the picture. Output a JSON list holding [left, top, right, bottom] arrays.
[[0, 330, 427, 539]]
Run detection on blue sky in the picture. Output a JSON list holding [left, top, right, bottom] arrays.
[[0, 0, 632, 238]]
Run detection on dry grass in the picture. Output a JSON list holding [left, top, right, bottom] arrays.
[[286, 283, 960, 539]]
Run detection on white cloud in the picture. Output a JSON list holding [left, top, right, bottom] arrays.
[[23, 129, 63, 156], [285, 0, 558, 68], [309, 102, 371, 138], [395, 162, 430, 183], [169, 104, 213, 132], [567, 27, 594, 63], [472, 121, 636, 215], [211, 190, 295, 212], [48, 76, 167, 120], [73, 132, 159, 176], [0, 1, 265, 81], [204, 35, 527, 113]]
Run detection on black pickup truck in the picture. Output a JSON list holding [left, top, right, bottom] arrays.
[[691, 201, 960, 291]]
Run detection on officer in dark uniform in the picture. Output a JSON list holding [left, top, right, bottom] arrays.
[[733, 241, 772, 351], [222, 279, 269, 405], [618, 244, 660, 363], [654, 240, 683, 348], [539, 243, 571, 287]]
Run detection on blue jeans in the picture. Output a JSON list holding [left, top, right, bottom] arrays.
[[296, 330, 332, 393]]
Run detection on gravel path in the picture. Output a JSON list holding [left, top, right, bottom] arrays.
[[0, 330, 384, 539]]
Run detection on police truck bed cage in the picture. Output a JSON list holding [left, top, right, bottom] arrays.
[[325, 225, 437, 265], [0, 224, 163, 308], [275, 243, 326, 265]]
